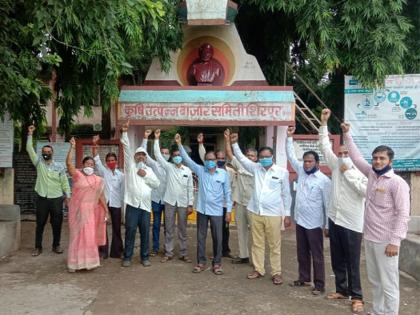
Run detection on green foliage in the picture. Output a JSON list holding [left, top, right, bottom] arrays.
[[1, 0, 182, 137]]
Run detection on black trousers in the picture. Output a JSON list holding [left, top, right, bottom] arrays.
[[296, 224, 325, 290], [222, 207, 230, 256], [99, 206, 124, 258], [35, 194, 63, 249], [328, 219, 363, 300], [197, 212, 223, 265]]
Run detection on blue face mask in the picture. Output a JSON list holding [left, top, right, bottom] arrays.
[[172, 156, 183, 165], [259, 157, 273, 167], [204, 160, 217, 170]]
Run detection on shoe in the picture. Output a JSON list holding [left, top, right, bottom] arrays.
[[222, 252, 235, 259], [178, 256, 192, 263], [121, 260, 131, 267], [150, 250, 158, 257], [52, 246, 63, 254], [312, 287, 325, 295], [231, 257, 249, 264], [32, 248, 42, 256], [142, 260, 152, 267], [289, 280, 311, 287]]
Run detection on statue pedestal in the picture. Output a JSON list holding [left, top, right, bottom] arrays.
[[0, 205, 21, 257]]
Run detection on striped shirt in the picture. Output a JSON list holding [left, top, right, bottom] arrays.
[[344, 133, 410, 246]]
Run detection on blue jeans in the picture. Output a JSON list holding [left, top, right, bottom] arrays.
[[123, 204, 151, 262], [151, 201, 165, 252]]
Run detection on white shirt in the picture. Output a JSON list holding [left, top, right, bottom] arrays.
[[230, 156, 254, 206], [141, 139, 167, 204], [232, 143, 291, 217], [319, 125, 367, 233], [93, 155, 124, 208], [154, 140, 194, 208], [121, 132, 160, 212], [286, 138, 331, 229]]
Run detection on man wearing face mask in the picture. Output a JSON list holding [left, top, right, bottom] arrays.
[[92, 135, 124, 259], [175, 133, 232, 275], [153, 129, 194, 263], [120, 121, 160, 267], [342, 122, 410, 315], [286, 126, 331, 295], [141, 129, 168, 257], [319, 109, 367, 312], [230, 132, 292, 285], [224, 129, 256, 265], [197, 133, 234, 259], [26, 125, 71, 257]]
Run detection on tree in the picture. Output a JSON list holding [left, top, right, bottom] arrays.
[[0, 0, 182, 140]]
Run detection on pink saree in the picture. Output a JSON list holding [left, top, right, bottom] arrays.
[[67, 170, 107, 270]]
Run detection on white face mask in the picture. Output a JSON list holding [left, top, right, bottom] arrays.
[[136, 162, 145, 169], [163, 154, 170, 161], [83, 167, 94, 176], [338, 157, 353, 169]]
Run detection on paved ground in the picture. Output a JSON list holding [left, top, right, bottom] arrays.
[[0, 221, 419, 315]]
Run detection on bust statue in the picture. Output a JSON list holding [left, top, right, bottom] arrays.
[[187, 43, 225, 86]]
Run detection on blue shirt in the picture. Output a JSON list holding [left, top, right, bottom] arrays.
[[179, 144, 232, 216], [286, 137, 331, 229]]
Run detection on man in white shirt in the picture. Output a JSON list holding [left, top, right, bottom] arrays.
[[229, 130, 292, 285], [141, 130, 168, 256], [286, 126, 331, 295], [92, 135, 124, 259], [120, 121, 160, 268], [153, 129, 194, 263], [319, 109, 367, 313], [224, 130, 256, 264]]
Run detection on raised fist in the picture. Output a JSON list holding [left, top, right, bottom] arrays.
[[144, 129, 152, 138], [287, 126, 295, 137], [154, 129, 161, 139], [70, 137, 76, 147], [28, 125, 36, 134], [92, 135, 100, 145], [340, 122, 350, 134], [174, 133, 182, 144], [197, 133, 204, 144], [120, 120, 130, 133], [321, 109, 331, 125], [224, 129, 231, 141], [230, 133, 238, 144]]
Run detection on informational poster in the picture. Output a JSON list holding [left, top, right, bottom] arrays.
[[345, 75, 420, 171], [186, 0, 228, 21], [0, 113, 14, 167]]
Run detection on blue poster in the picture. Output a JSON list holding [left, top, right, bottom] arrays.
[[344, 75, 420, 171]]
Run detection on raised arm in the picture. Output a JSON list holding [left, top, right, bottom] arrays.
[[187, 171, 194, 208], [153, 129, 170, 170], [120, 121, 134, 171], [141, 129, 160, 171], [224, 129, 234, 161], [230, 132, 258, 174], [285, 126, 303, 173], [26, 125, 39, 165], [319, 109, 338, 167], [197, 133, 206, 163], [342, 123, 371, 176], [92, 135, 107, 177], [223, 171, 233, 213], [66, 137, 77, 177], [175, 133, 202, 174]]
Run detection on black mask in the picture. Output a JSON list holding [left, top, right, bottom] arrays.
[[217, 160, 225, 168], [42, 153, 52, 161], [304, 166, 318, 175], [373, 164, 392, 176]]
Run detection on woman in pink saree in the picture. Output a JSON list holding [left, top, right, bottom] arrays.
[[66, 137, 108, 272]]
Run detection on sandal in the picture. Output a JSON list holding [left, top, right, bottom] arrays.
[[179, 256, 192, 263], [160, 256, 173, 263], [289, 280, 311, 287], [192, 264, 207, 273], [272, 274, 283, 285], [351, 300, 364, 313], [326, 292, 347, 300], [247, 270, 263, 279], [213, 264, 224, 275]]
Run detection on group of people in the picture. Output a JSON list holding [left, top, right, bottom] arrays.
[[27, 107, 410, 315]]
